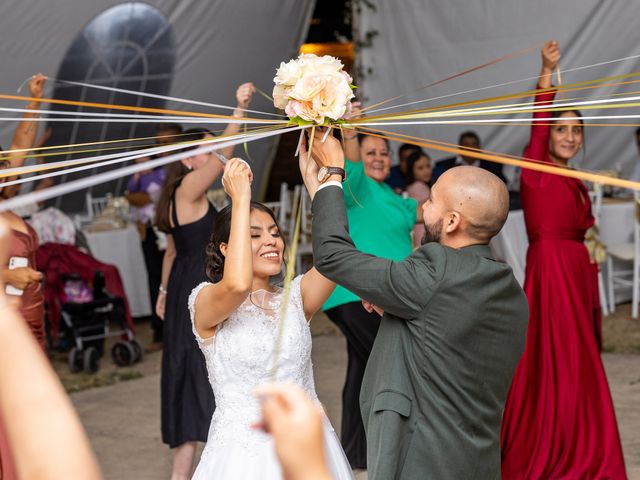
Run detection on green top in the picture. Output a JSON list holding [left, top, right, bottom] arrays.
[[322, 159, 417, 311]]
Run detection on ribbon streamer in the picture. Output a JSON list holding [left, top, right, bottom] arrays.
[[269, 189, 303, 380], [0, 124, 281, 179], [0, 125, 303, 212], [0, 127, 282, 187], [368, 92, 640, 121], [0, 116, 284, 125], [357, 126, 640, 191], [0, 93, 284, 123], [355, 114, 640, 127], [0, 130, 233, 156], [361, 43, 545, 113], [358, 72, 640, 123], [21, 76, 284, 119], [364, 52, 640, 115]]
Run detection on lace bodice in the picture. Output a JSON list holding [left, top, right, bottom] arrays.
[[188, 275, 317, 453]]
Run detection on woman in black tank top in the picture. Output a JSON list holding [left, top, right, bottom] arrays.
[[154, 83, 255, 478]]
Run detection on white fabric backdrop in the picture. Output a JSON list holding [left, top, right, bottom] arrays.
[[358, 1, 640, 185], [83, 225, 151, 317], [0, 0, 314, 204]]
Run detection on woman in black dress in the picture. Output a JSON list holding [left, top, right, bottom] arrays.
[[155, 83, 254, 479]]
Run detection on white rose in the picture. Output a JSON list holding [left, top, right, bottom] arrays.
[[312, 73, 353, 121], [304, 54, 342, 70], [274, 59, 303, 86], [272, 84, 290, 109], [289, 72, 328, 102]]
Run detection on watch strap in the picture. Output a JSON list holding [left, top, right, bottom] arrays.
[[323, 166, 346, 182]]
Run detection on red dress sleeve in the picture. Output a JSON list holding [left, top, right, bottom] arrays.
[[521, 86, 557, 188]]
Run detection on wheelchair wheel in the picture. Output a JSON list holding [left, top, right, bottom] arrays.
[[68, 347, 83, 373], [130, 338, 144, 363], [83, 346, 100, 374], [112, 341, 135, 366]]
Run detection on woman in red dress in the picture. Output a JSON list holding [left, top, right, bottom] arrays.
[[500, 41, 627, 479]]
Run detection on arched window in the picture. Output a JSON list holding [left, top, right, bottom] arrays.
[[50, 2, 176, 211]]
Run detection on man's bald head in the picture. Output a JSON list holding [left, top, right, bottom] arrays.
[[431, 166, 509, 243]]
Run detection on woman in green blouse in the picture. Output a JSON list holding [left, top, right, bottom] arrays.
[[323, 131, 419, 469]]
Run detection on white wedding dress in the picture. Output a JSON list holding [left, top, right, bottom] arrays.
[[189, 275, 354, 479]]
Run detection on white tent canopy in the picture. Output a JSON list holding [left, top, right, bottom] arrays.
[[0, 0, 313, 211], [358, 0, 640, 186]]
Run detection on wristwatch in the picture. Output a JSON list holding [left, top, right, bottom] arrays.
[[317, 166, 346, 183]]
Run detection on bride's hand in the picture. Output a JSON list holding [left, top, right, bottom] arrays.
[[222, 158, 253, 202]]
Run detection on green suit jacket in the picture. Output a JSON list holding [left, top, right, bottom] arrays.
[[312, 186, 528, 480]]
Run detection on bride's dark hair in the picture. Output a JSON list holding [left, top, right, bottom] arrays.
[[206, 202, 285, 281]]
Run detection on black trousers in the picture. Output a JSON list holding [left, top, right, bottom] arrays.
[[141, 225, 164, 343], [325, 301, 381, 470]]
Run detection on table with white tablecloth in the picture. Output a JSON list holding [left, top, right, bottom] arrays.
[[491, 201, 634, 301], [83, 225, 151, 317]]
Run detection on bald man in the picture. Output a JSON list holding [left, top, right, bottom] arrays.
[[300, 134, 528, 480]]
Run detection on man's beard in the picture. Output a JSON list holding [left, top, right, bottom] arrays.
[[421, 218, 443, 245]]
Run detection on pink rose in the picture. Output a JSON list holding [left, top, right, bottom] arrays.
[[285, 100, 323, 123]]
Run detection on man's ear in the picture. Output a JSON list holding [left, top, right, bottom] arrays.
[[444, 211, 461, 234], [219, 243, 228, 257]]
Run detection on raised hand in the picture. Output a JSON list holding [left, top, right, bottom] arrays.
[[298, 135, 320, 199], [299, 129, 345, 200], [28, 73, 47, 99], [309, 130, 345, 169], [539, 40, 561, 89], [222, 158, 253, 202], [236, 82, 256, 110], [541, 41, 560, 72]]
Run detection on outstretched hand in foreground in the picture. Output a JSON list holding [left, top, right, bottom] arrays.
[[255, 383, 332, 480], [0, 219, 101, 480]]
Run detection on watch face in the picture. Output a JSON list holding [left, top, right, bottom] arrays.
[[317, 166, 328, 182]]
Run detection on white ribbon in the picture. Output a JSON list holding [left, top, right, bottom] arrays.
[[380, 93, 640, 121], [0, 106, 285, 124], [25, 77, 284, 119], [356, 114, 640, 127], [1, 128, 266, 187], [364, 51, 640, 115], [0, 116, 284, 125], [0, 126, 302, 212]]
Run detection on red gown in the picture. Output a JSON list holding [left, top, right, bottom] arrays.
[[500, 88, 627, 479]]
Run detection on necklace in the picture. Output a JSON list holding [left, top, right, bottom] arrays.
[[249, 287, 282, 311]]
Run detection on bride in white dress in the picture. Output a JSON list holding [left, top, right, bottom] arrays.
[[189, 159, 353, 479]]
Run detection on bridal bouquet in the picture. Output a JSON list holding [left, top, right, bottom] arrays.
[[273, 54, 356, 126]]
